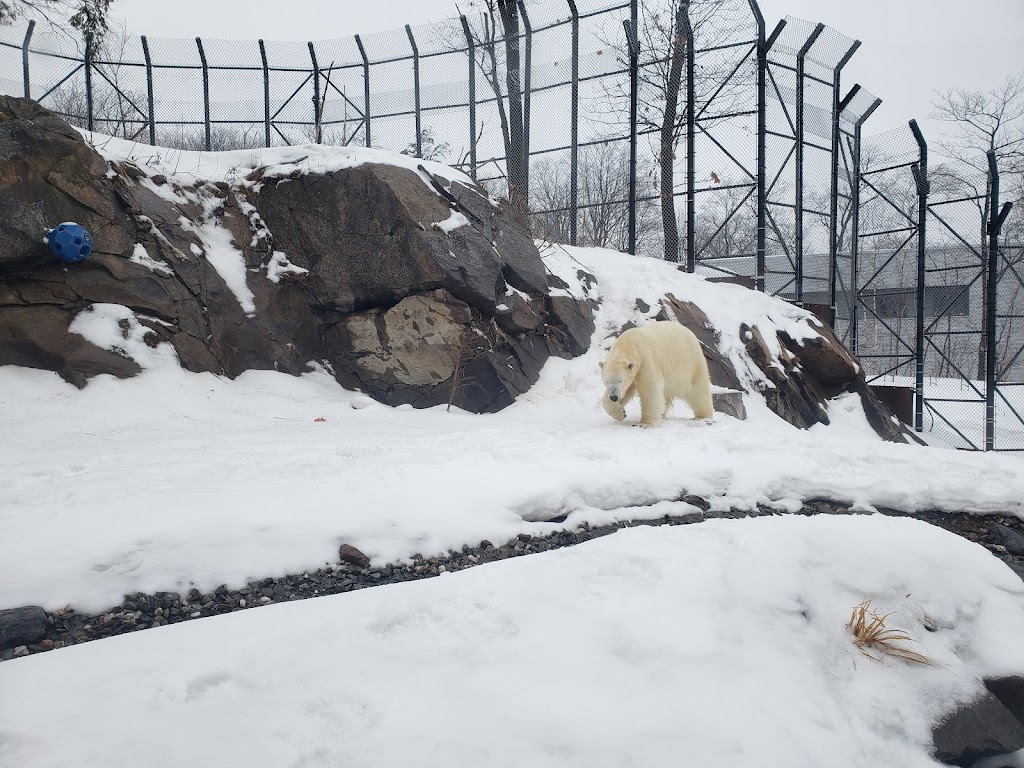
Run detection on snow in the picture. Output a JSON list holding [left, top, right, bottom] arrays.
[[4, 207, 1024, 766], [128, 242, 172, 275], [78, 129, 474, 190], [1, 515, 1023, 768], [265, 250, 309, 284], [3, 244, 1024, 616]]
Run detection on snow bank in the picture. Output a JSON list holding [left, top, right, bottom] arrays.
[[2, 244, 1023, 612], [1, 515, 1022, 768]]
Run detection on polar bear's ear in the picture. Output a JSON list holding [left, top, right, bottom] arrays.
[[628, 362, 634, 370]]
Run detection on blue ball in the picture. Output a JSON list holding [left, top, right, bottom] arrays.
[[48, 223, 93, 263]]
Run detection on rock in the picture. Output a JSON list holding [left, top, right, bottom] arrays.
[[658, 294, 743, 391], [932, 690, 1024, 765], [39, 638, 55, 651], [713, 391, 747, 420], [993, 525, 1024, 557], [0, 97, 594, 410], [0, 606, 48, 650], [12, 645, 29, 658], [986, 676, 1024, 728], [338, 544, 371, 570]]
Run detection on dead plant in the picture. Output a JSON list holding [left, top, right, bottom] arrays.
[[847, 598, 933, 666]]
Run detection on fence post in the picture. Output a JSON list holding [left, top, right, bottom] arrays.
[[828, 39, 861, 314], [568, 0, 579, 246], [850, 93, 881, 356], [406, 25, 421, 157], [795, 23, 825, 304], [84, 37, 94, 132], [258, 40, 270, 148], [22, 20, 35, 99], [624, 0, 638, 255], [141, 35, 156, 145], [986, 150, 1014, 450], [195, 37, 211, 150], [460, 15, 477, 180], [683, 1, 695, 273], [747, 2, 767, 291], [308, 42, 321, 142], [355, 34, 370, 147], [518, 0, 532, 204], [909, 119, 928, 434]]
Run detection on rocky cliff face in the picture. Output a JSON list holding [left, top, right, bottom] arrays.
[[0, 96, 595, 412]]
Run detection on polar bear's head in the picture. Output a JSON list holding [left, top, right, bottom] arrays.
[[599, 356, 637, 403]]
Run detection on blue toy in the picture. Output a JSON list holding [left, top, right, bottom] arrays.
[[47, 222, 93, 263]]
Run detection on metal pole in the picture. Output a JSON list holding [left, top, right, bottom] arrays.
[[986, 151, 1014, 450], [308, 42, 321, 142], [22, 20, 35, 99], [518, 0, 532, 204], [683, 1, 695, 273], [795, 23, 825, 304], [258, 40, 271, 148], [625, 0, 638, 255], [406, 25, 421, 157], [829, 39, 861, 315], [460, 15, 477, 179], [568, 0, 579, 246], [84, 38, 94, 132], [910, 119, 928, 434], [747, 2, 768, 291], [355, 34, 370, 147], [850, 95, 881, 356], [141, 35, 156, 146], [195, 37, 211, 150]]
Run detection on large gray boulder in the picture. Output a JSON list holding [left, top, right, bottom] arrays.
[[0, 96, 594, 412]]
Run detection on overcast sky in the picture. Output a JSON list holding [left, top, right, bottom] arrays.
[[108, 0, 1024, 144]]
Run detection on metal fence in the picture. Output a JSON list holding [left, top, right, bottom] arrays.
[[0, 0, 1019, 449]]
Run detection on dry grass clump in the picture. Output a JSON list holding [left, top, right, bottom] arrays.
[[847, 598, 933, 665]]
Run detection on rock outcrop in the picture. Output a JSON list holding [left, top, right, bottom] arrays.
[[0, 97, 595, 412], [657, 292, 911, 441]]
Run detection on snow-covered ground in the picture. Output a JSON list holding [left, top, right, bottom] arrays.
[[1, 514, 1023, 768], [2, 245, 1023, 614], [3, 137, 1024, 764]]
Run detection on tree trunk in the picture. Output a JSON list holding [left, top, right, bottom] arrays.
[[498, 0, 528, 215], [660, 1, 688, 262]]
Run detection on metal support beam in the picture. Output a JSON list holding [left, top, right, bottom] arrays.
[[625, 0, 638, 255], [518, 0, 532, 203], [460, 15, 477, 179], [141, 35, 156, 145], [84, 38, 93, 132], [355, 34, 370, 147], [195, 37, 211, 150], [568, 0, 580, 246], [684, 1, 696, 273], [909, 119, 928, 433], [986, 150, 1014, 450], [794, 22, 825, 303], [828, 38, 860, 313], [258, 40, 271, 148], [406, 24, 421, 157], [22, 20, 35, 99], [308, 42, 321, 142]]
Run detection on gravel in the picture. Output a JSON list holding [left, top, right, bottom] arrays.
[[2, 499, 1022, 663]]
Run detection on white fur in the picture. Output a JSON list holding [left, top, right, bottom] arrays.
[[599, 321, 713, 428]]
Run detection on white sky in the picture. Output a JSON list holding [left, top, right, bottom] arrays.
[[108, 0, 1024, 144]]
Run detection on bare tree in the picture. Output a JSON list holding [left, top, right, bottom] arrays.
[[0, 0, 113, 53], [455, 0, 529, 214], [531, 141, 659, 255], [931, 71, 1024, 379]]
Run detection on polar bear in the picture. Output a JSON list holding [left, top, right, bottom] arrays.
[[599, 321, 713, 428]]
